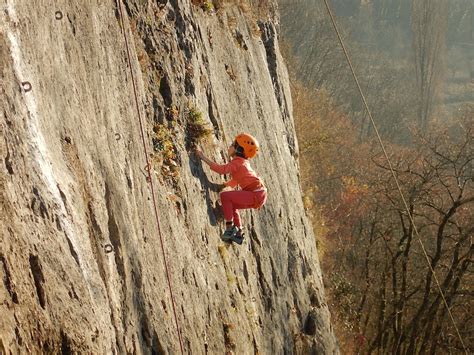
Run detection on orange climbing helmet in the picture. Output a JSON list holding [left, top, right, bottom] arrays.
[[234, 133, 259, 159]]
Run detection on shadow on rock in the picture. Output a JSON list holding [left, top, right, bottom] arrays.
[[189, 152, 223, 226]]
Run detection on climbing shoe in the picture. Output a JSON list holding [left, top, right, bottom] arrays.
[[231, 229, 245, 245], [221, 225, 238, 242]]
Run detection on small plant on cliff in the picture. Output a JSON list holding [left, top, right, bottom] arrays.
[[223, 322, 236, 352], [202, 0, 214, 12], [217, 244, 228, 261], [191, 0, 214, 12], [186, 107, 213, 149], [152, 124, 175, 161], [151, 124, 180, 183], [167, 105, 179, 121]]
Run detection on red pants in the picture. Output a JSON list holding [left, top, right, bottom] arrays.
[[220, 189, 267, 227]]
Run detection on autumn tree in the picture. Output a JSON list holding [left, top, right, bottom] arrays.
[[322, 106, 473, 354]]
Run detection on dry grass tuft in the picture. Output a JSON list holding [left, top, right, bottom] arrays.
[[186, 107, 213, 149]]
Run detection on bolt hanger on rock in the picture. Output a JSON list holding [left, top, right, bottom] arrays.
[[21, 81, 32, 92]]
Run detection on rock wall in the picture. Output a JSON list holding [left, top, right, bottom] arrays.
[[0, 0, 337, 353]]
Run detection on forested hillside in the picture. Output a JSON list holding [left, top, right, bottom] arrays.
[[279, 0, 473, 353], [281, 0, 473, 138]]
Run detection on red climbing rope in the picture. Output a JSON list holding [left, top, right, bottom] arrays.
[[116, 1, 185, 353]]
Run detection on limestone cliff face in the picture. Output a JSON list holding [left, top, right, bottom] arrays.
[[0, 0, 337, 353]]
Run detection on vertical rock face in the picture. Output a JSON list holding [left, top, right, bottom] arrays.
[[1, 0, 337, 353]]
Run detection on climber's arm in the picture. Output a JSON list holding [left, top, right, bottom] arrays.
[[195, 149, 236, 175]]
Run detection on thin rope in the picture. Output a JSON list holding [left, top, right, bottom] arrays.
[[116, 1, 184, 353], [322, 0, 468, 352]]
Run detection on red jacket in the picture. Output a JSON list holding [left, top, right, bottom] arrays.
[[209, 157, 264, 191]]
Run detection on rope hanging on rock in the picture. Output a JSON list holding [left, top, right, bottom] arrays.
[[116, 1, 185, 353]]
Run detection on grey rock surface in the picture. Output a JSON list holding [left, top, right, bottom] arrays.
[[0, 0, 338, 353]]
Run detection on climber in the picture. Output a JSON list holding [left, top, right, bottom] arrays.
[[195, 133, 267, 245]]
